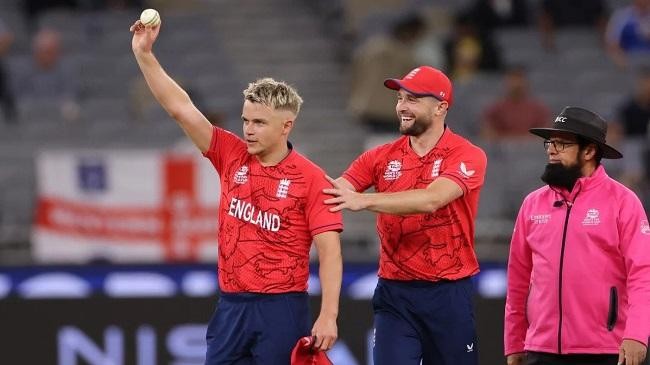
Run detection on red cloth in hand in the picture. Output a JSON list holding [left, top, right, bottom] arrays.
[[290, 336, 333, 365]]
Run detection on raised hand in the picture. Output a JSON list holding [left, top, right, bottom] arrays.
[[130, 19, 161, 54]]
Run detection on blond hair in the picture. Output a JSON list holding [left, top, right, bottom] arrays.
[[243, 78, 303, 116]]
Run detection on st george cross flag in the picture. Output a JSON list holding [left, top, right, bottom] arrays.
[[33, 149, 220, 263]]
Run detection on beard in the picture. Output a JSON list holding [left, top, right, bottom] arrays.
[[399, 116, 430, 136], [540, 162, 583, 191]]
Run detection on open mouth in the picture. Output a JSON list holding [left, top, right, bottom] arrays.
[[400, 116, 414, 124]]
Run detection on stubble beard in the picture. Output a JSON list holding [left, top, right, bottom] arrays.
[[400, 116, 430, 137]]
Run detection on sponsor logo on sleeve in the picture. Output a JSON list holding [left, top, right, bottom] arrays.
[[459, 162, 475, 178]]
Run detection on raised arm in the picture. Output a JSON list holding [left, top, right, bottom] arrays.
[[310, 230, 342, 352], [130, 19, 213, 152]]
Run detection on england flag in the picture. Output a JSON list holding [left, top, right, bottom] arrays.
[[33, 149, 220, 263]]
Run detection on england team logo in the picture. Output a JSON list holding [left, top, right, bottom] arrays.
[[276, 179, 291, 198], [383, 160, 402, 181], [234, 165, 249, 184], [431, 159, 443, 177], [405, 67, 421, 79]]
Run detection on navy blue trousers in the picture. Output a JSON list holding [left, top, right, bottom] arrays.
[[372, 278, 478, 365], [204, 292, 310, 365]]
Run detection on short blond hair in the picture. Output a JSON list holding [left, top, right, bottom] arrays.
[[243, 78, 303, 116]]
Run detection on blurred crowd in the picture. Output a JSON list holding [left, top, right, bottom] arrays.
[[0, 0, 648, 263], [343, 0, 650, 209], [0, 0, 144, 123], [0, 0, 218, 126]]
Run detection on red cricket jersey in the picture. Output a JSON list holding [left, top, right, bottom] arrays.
[[343, 127, 486, 281], [203, 127, 343, 293]]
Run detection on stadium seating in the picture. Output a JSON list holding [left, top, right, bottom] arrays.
[[0, 0, 646, 264]]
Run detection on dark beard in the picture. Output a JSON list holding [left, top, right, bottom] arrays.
[[400, 118, 428, 136], [540, 163, 583, 191]]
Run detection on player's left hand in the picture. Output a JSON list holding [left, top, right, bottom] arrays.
[[311, 314, 337, 351], [323, 175, 366, 212], [618, 339, 647, 365]]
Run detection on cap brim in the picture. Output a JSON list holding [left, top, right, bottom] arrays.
[[384, 78, 402, 91], [383, 78, 444, 101], [529, 127, 560, 140], [529, 128, 623, 159]]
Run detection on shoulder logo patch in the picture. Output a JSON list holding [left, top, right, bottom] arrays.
[[459, 162, 475, 178]]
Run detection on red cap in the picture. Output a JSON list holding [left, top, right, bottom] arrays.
[[384, 66, 453, 106], [290, 336, 333, 365]]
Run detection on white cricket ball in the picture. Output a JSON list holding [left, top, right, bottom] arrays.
[[140, 8, 160, 27]]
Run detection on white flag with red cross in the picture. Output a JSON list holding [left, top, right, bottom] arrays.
[[32, 149, 220, 263]]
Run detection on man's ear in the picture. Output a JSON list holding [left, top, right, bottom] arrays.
[[583, 144, 597, 160], [436, 101, 449, 116], [283, 119, 294, 134]]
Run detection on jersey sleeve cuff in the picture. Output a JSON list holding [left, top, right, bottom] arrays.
[[202, 126, 219, 158], [439, 173, 468, 195], [311, 223, 343, 236], [341, 173, 363, 191]]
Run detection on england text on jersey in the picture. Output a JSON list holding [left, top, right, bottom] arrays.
[[227, 197, 281, 232]]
